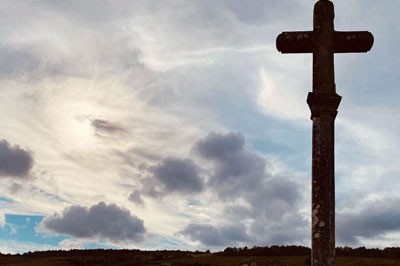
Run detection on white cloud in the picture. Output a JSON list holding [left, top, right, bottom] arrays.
[[0, 240, 56, 255], [58, 239, 86, 250], [257, 67, 310, 121], [0, 213, 4, 228]]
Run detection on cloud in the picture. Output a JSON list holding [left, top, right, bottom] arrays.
[[0, 46, 40, 79], [220, 224, 250, 243], [0, 213, 4, 228], [257, 67, 310, 120], [128, 190, 144, 206], [58, 239, 86, 250], [189, 132, 308, 246], [194, 132, 244, 160], [41, 202, 146, 242], [194, 132, 302, 203], [132, 157, 204, 201], [337, 197, 400, 245], [179, 223, 249, 247], [0, 240, 56, 255], [8, 182, 23, 193], [91, 119, 128, 137], [151, 157, 204, 194], [248, 211, 309, 246], [180, 224, 223, 246], [223, 0, 271, 24], [0, 140, 33, 178], [194, 132, 271, 198]]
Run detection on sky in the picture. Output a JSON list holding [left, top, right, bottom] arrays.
[[0, 0, 400, 254]]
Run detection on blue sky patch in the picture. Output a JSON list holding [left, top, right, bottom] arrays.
[[1, 214, 65, 246]]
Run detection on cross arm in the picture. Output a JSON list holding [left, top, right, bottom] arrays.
[[276, 30, 374, 54], [276, 31, 314, 53], [334, 31, 374, 53]]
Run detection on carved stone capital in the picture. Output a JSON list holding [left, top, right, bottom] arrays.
[[307, 92, 342, 119]]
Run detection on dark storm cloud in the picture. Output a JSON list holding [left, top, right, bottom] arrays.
[[91, 119, 128, 136], [180, 223, 249, 247], [220, 224, 250, 243], [194, 132, 271, 198], [194, 132, 266, 198], [127, 157, 204, 205], [180, 224, 223, 246], [191, 132, 307, 246], [194, 132, 244, 160], [0, 140, 33, 178], [249, 212, 309, 246], [246, 177, 303, 221], [337, 198, 400, 245], [42, 202, 146, 242], [194, 132, 302, 204], [151, 157, 204, 193]]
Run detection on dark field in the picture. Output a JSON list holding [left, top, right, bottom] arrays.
[[1, 255, 400, 266]]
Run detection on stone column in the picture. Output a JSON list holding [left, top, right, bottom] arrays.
[[307, 93, 341, 266], [308, 1, 340, 265]]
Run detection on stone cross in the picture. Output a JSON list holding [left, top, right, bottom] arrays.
[[276, 1, 373, 266]]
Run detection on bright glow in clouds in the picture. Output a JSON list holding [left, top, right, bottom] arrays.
[[39, 77, 132, 152], [257, 67, 309, 120], [0, 0, 399, 253]]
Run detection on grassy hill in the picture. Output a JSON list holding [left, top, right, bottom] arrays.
[[1, 251, 400, 266]]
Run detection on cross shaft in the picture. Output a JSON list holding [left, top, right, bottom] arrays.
[[275, 1, 373, 266]]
